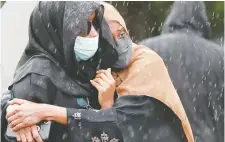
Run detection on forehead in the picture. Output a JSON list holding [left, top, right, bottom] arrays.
[[107, 20, 123, 31]]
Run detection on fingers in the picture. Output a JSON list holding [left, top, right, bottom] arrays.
[[93, 78, 108, 88], [96, 68, 114, 81], [15, 131, 21, 141], [6, 106, 20, 119], [7, 112, 19, 123], [95, 73, 112, 84], [6, 104, 19, 114], [8, 98, 27, 105], [90, 80, 105, 92], [9, 116, 24, 129], [18, 129, 27, 142], [31, 125, 43, 142], [12, 121, 29, 131], [25, 127, 34, 142], [92, 68, 116, 92]]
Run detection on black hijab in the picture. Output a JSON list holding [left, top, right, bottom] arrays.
[[10, 2, 118, 98]]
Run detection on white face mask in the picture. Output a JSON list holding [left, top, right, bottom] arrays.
[[74, 35, 99, 61]]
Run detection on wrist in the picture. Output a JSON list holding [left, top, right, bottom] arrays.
[[42, 104, 67, 125], [100, 100, 114, 109], [41, 104, 54, 121]]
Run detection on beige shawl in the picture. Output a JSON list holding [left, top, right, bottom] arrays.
[[100, 2, 194, 142]]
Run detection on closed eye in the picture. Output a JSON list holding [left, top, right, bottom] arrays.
[[118, 32, 126, 38]]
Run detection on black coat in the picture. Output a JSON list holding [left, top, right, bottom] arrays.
[[139, 2, 224, 142]]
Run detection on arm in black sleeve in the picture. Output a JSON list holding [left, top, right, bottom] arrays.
[[65, 95, 188, 142], [66, 107, 124, 142], [64, 95, 152, 142]]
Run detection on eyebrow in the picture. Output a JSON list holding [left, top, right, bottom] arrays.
[[117, 26, 124, 32]]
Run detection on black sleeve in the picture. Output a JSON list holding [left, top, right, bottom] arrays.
[[1, 90, 13, 142], [66, 95, 187, 142], [66, 107, 124, 142], [65, 95, 153, 142], [11, 73, 56, 104]]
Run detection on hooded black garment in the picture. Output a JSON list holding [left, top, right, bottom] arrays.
[[139, 1, 224, 142]]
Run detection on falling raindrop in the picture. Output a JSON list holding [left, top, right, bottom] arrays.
[[218, 105, 221, 110], [128, 125, 135, 138], [35, 29, 39, 34], [193, 97, 196, 102], [151, 27, 155, 33], [122, 1, 126, 6], [126, 2, 129, 7], [62, 132, 68, 140], [209, 92, 211, 96], [115, 2, 118, 8], [180, 54, 183, 58], [143, 134, 148, 140]]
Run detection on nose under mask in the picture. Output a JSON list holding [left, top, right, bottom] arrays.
[[112, 35, 132, 69], [74, 35, 99, 62]]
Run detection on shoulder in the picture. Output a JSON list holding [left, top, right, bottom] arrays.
[[10, 73, 56, 98], [130, 43, 164, 66], [11, 73, 54, 88]]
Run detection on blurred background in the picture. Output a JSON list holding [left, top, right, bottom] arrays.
[[108, 1, 224, 46]]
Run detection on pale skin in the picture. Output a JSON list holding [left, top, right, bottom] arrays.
[[6, 12, 128, 142]]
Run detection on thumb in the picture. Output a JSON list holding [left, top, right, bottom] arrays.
[[8, 98, 27, 105]]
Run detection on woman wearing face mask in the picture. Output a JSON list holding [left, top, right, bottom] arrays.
[[102, 2, 194, 142], [3, 2, 193, 142], [2, 1, 122, 142]]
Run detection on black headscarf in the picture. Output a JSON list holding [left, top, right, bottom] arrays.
[[10, 2, 118, 97]]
